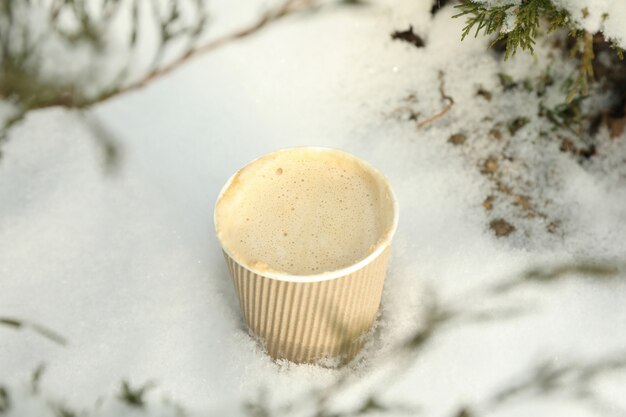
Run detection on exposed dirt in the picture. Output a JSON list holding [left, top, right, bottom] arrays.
[[490, 218, 516, 237], [391, 26, 425, 48]]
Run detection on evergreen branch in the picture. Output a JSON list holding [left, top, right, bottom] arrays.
[[0, 317, 67, 346], [453, 3, 511, 43], [567, 31, 594, 102], [118, 380, 156, 408], [453, 0, 571, 60], [486, 352, 626, 415], [452, 0, 625, 101], [611, 43, 625, 60]]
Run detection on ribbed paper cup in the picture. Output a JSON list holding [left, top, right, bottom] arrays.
[[214, 147, 398, 365]]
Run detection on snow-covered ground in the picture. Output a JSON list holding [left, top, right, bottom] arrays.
[[2, 1, 626, 416]]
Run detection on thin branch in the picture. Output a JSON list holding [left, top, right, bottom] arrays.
[[29, 0, 317, 111], [77, 110, 123, 174], [0, 316, 67, 346], [418, 70, 454, 128], [114, 0, 314, 97]]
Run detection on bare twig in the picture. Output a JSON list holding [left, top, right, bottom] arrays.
[[31, 363, 46, 395], [29, 0, 317, 111], [0, 317, 67, 346], [77, 111, 123, 174], [418, 70, 454, 128]]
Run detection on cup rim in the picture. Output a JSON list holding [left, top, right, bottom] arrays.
[[213, 146, 399, 283]]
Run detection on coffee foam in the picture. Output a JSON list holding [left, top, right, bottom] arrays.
[[215, 148, 395, 276]]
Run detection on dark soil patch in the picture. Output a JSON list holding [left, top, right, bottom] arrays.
[[391, 26, 425, 48], [490, 218, 516, 237]]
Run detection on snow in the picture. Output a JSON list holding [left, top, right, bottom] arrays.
[[554, 0, 626, 48], [1, 1, 626, 416]]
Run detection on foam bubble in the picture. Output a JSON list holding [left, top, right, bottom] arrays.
[[215, 148, 396, 276]]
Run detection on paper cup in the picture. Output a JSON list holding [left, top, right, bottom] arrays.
[[214, 147, 398, 364]]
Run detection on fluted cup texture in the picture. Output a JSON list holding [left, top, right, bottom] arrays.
[[223, 246, 391, 363], [215, 147, 398, 364]]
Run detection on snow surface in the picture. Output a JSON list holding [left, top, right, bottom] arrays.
[[2, 1, 626, 416], [554, 0, 626, 48]]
